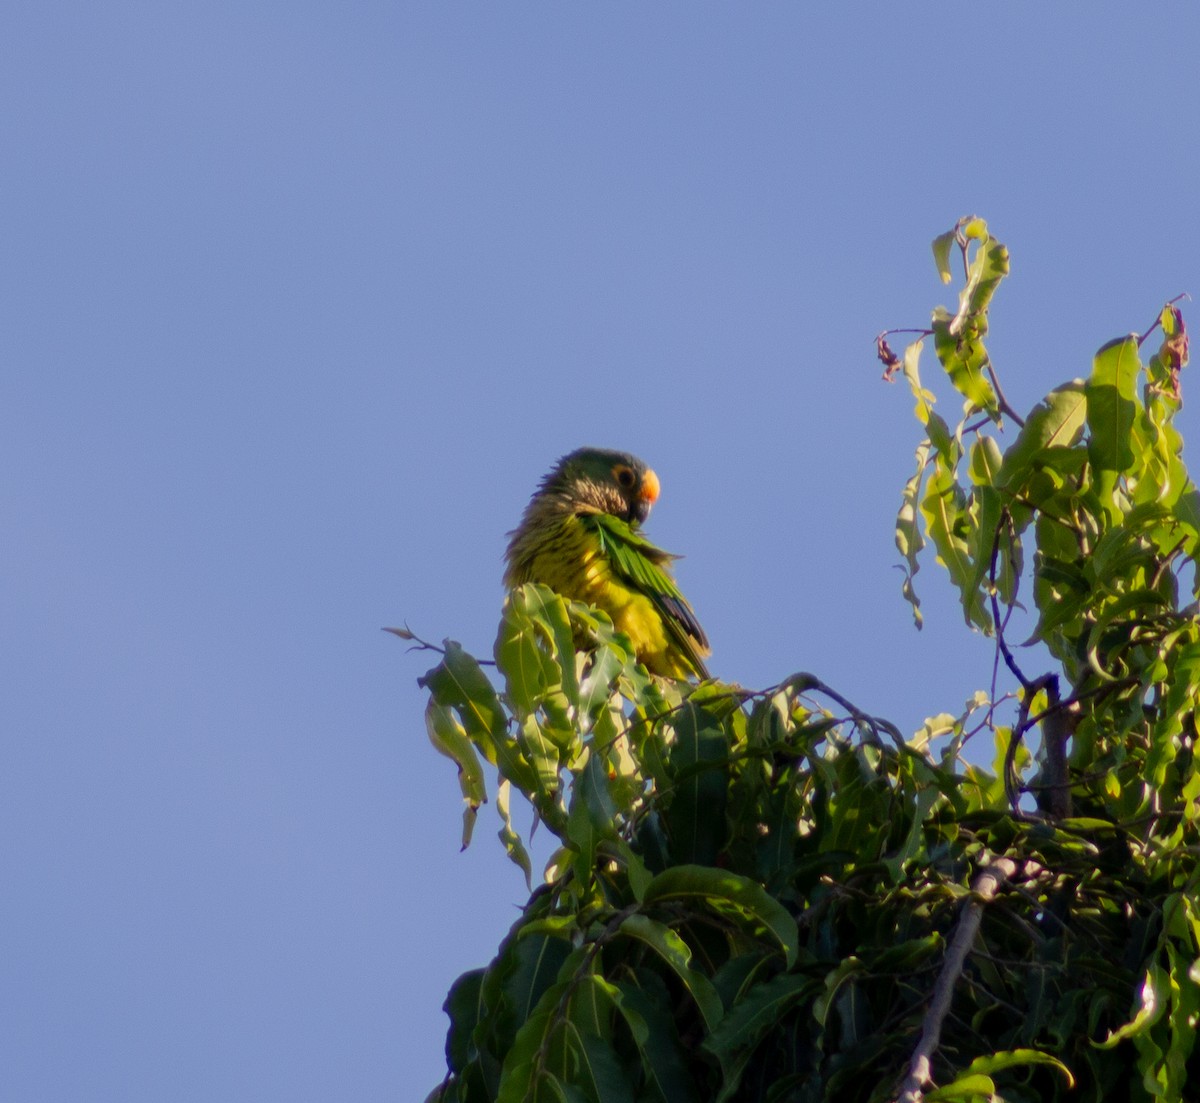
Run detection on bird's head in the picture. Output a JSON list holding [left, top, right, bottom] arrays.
[[540, 447, 660, 526]]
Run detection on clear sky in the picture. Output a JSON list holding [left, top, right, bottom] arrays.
[[5, 5, 1200, 1100]]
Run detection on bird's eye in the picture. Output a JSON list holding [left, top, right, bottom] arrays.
[[613, 465, 636, 489]]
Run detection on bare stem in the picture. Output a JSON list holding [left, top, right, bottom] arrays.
[[894, 858, 1019, 1103], [984, 361, 1026, 427], [795, 674, 907, 750]]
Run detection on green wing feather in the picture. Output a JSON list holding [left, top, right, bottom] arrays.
[[583, 512, 711, 679]]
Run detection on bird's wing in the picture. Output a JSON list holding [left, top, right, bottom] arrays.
[[583, 512, 711, 678]]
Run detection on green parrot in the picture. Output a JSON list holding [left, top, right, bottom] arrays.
[[504, 447, 711, 680]]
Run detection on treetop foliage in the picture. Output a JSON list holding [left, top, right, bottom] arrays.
[[404, 218, 1200, 1102]]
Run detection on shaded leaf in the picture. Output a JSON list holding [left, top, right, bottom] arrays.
[[641, 866, 799, 968], [616, 914, 723, 1031], [702, 973, 820, 1102], [664, 701, 729, 865]]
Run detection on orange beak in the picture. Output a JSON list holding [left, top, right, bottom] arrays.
[[639, 468, 660, 506]]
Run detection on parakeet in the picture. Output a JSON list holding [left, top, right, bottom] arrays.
[[504, 447, 711, 680]]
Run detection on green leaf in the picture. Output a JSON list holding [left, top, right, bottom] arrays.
[[921, 457, 991, 631], [609, 839, 653, 903], [424, 699, 487, 849], [566, 752, 618, 879], [925, 1072, 994, 1101], [496, 779, 533, 888], [443, 968, 486, 1073], [1173, 487, 1200, 547], [968, 434, 1003, 487], [809, 954, 857, 1035], [519, 713, 564, 792], [569, 1029, 636, 1103], [1087, 334, 1142, 514], [496, 981, 571, 1103], [932, 230, 956, 284], [520, 583, 581, 704], [421, 642, 539, 795], [664, 701, 729, 865], [901, 339, 936, 428], [996, 381, 1087, 491], [959, 1048, 1075, 1087], [567, 971, 618, 1040], [496, 590, 561, 716], [710, 953, 770, 1011], [961, 232, 1009, 318], [577, 646, 625, 728], [701, 973, 819, 1100], [502, 934, 574, 1037], [1161, 941, 1200, 1097], [896, 440, 930, 629], [965, 481, 1003, 611], [641, 866, 799, 968], [617, 914, 723, 1031], [1096, 966, 1169, 1048], [613, 978, 699, 1103], [932, 312, 998, 417]]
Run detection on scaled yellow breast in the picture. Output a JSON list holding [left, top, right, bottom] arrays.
[[512, 514, 687, 678]]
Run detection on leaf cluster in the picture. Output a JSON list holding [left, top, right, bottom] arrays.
[[412, 220, 1200, 1102]]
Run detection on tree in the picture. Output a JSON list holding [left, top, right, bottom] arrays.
[[402, 219, 1199, 1102]]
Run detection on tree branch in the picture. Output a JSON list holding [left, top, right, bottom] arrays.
[[894, 857, 1019, 1103]]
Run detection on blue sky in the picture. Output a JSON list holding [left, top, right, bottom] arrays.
[[5, 5, 1200, 1100]]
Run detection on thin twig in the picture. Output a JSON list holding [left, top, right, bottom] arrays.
[[1025, 676, 1137, 730], [1137, 293, 1191, 348], [987, 514, 1033, 692], [1150, 534, 1188, 591], [1004, 673, 1057, 816], [385, 625, 499, 665], [984, 361, 1026, 427], [795, 674, 907, 750], [894, 858, 1019, 1103]]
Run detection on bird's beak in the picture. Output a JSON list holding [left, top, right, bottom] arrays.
[[631, 468, 659, 524]]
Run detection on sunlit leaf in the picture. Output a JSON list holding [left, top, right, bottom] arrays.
[[566, 752, 618, 880], [496, 591, 560, 716], [932, 310, 998, 417], [1087, 334, 1142, 515], [425, 699, 486, 849], [960, 1048, 1075, 1087], [496, 778, 533, 888], [996, 381, 1087, 491], [421, 642, 539, 795], [1097, 967, 1169, 1048], [925, 1072, 995, 1101], [932, 230, 956, 284], [921, 459, 991, 631], [896, 440, 930, 629]]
